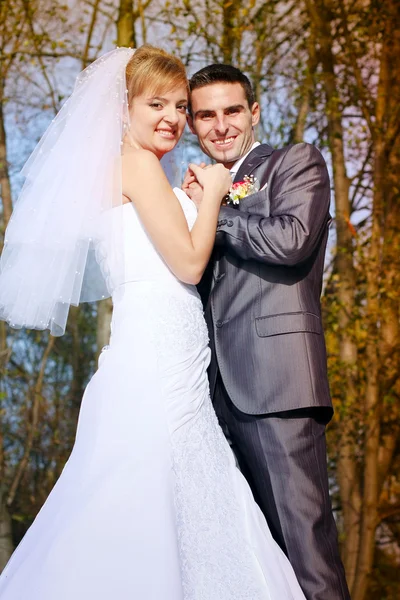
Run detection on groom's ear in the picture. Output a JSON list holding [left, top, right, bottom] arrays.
[[251, 102, 260, 127]]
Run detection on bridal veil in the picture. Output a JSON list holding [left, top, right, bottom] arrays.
[[0, 48, 134, 335]]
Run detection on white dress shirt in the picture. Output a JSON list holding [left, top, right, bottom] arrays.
[[230, 141, 260, 179]]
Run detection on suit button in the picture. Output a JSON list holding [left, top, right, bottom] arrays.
[[216, 320, 223, 328], [227, 220, 233, 227], [222, 219, 227, 225]]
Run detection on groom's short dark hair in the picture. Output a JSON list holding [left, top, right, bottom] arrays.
[[189, 64, 255, 112]]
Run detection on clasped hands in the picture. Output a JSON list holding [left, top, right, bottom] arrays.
[[182, 163, 230, 208]]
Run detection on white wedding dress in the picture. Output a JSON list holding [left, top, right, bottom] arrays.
[[0, 190, 305, 599]]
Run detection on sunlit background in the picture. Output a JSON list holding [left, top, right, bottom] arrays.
[[0, 1, 399, 598]]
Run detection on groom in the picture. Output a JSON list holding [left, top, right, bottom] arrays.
[[184, 64, 351, 599]]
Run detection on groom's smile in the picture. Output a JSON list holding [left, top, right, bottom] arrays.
[[188, 82, 260, 169], [212, 136, 237, 149]]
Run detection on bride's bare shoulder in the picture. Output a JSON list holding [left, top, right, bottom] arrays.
[[122, 149, 169, 203], [122, 148, 161, 175]]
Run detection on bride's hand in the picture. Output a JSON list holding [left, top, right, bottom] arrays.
[[188, 163, 231, 203], [182, 163, 206, 208]]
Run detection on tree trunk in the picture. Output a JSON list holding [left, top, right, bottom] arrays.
[[221, 2, 238, 64], [0, 97, 12, 234], [292, 28, 318, 143], [68, 306, 87, 427], [0, 76, 14, 572], [304, 0, 360, 589], [117, 0, 136, 48], [6, 336, 55, 507], [352, 2, 400, 595], [96, 298, 112, 359], [0, 486, 13, 572]]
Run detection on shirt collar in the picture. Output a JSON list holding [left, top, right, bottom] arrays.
[[230, 141, 261, 177]]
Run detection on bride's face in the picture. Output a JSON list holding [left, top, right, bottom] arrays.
[[128, 86, 188, 158]]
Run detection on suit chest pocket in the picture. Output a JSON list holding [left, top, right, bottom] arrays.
[[255, 311, 322, 337], [240, 187, 270, 214]]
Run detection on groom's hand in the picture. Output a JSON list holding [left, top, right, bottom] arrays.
[[182, 162, 207, 208]]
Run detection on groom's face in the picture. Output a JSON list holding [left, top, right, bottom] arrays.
[[188, 82, 260, 169]]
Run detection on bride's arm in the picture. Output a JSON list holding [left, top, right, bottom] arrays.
[[122, 150, 230, 285]]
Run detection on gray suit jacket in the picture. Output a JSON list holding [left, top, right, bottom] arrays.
[[200, 142, 333, 416]]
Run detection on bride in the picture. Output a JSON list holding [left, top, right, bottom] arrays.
[[0, 45, 306, 599]]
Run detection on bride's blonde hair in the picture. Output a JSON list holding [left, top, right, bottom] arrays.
[[126, 45, 188, 102]]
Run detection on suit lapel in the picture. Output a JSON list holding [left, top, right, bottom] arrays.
[[234, 143, 274, 184], [210, 144, 274, 293]]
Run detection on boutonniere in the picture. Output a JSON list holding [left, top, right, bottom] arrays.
[[226, 175, 260, 205]]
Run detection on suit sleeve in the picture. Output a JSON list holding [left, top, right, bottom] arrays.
[[215, 143, 331, 266]]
